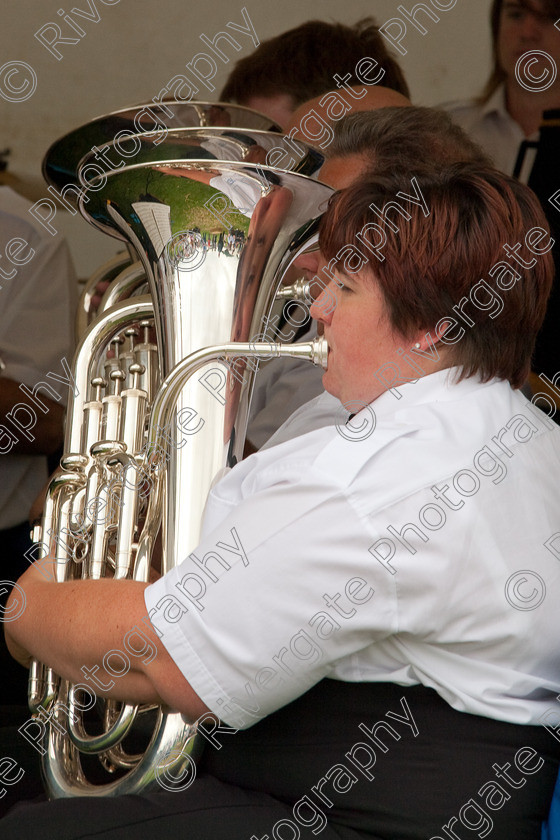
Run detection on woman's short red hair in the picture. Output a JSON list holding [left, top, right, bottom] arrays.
[[319, 165, 554, 387]]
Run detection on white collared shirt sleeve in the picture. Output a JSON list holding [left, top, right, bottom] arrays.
[[145, 372, 560, 729], [144, 433, 400, 728]]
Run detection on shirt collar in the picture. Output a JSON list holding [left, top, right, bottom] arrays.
[[363, 368, 503, 424], [481, 84, 509, 119]]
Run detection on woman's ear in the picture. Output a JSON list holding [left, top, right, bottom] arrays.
[[410, 331, 440, 353], [411, 319, 458, 351]]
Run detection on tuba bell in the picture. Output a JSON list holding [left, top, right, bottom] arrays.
[[41, 100, 322, 338], [31, 102, 332, 796]]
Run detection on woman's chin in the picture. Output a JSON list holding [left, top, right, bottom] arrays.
[[322, 372, 340, 400]]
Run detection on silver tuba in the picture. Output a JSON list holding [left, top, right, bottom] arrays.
[[40, 100, 321, 338], [31, 103, 332, 796]]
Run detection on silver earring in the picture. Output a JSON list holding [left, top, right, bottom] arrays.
[[414, 342, 421, 349]]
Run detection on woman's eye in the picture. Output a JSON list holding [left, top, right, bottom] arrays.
[[503, 6, 523, 20]]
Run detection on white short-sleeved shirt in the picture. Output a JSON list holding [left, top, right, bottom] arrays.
[[441, 86, 537, 178], [0, 187, 77, 529], [145, 370, 560, 730]]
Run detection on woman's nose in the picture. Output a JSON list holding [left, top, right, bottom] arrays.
[[310, 282, 337, 324]]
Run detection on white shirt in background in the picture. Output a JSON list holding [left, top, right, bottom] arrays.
[[0, 187, 77, 529], [441, 85, 537, 179], [260, 389, 345, 450]]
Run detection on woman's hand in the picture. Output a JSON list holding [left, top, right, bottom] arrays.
[[4, 630, 32, 669]]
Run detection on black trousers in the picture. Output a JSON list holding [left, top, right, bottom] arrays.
[[1, 681, 559, 840], [0, 520, 35, 706]]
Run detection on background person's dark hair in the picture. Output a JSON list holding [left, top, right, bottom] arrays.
[[479, 0, 560, 103], [220, 18, 410, 107], [319, 165, 554, 388], [327, 107, 492, 173]]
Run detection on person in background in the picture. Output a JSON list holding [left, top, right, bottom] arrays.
[[258, 107, 492, 450], [0, 185, 77, 706], [443, 0, 560, 417], [219, 17, 410, 130], [443, 0, 560, 175], [218, 18, 411, 450]]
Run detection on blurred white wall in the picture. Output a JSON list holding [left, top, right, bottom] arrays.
[[0, 0, 492, 276]]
